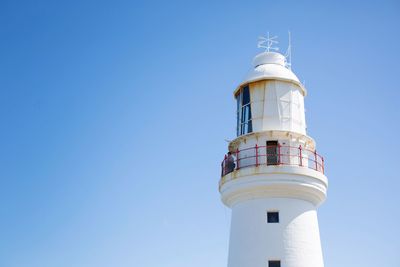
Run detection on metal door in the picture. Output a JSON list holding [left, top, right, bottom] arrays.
[[266, 141, 278, 165]]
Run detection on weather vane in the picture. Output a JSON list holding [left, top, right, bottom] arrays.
[[257, 32, 279, 52]]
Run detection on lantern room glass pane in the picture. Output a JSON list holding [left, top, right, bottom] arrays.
[[236, 86, 252, 136], [242, 86, 250, 105], [236, 95, 240, 136]]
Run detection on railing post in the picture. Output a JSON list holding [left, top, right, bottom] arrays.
[[299, 145, 303, 166], [255, 144, 258, 167], [236, 148, 240, 170], [277, 143, 281, 165], [314, 150, 318, 171]]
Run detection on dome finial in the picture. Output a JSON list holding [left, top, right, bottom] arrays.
[[257, 32, 279, 52]]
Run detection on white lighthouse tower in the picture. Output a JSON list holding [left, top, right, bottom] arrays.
[[220, 38, 328, 267]]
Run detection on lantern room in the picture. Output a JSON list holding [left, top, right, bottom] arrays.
[[235, 51, 307, 137]]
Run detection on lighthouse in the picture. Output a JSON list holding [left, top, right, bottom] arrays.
[[220, 38, 328, 267]]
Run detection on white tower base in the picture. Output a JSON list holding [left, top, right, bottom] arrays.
[[220, 165, 327, 267], [227, 197, 324, 267]]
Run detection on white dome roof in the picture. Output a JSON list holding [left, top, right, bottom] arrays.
[[235, 52, 306, 95]]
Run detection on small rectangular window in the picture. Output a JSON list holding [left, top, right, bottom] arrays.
[[267, 211, 279, 223], [268, 260, 281, 267]]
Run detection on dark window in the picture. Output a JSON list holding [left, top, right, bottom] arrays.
[[267, 211, 279, 223], [242, 85, 250, 103], [236, 86, 252, 136], [236, 96, 240, 136], [268, 260, 281, 267], [266, 141, 278, 165]]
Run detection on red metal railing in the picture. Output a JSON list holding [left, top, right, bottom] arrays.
[[221, 145, 324, 177]]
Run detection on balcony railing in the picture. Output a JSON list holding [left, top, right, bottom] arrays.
[[221, 145, 324, 177]]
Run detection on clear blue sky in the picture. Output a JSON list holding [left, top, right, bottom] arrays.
[[1, 0, 399, 266]]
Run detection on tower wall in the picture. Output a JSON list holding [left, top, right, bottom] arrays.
[[227, 198, 324, 267]]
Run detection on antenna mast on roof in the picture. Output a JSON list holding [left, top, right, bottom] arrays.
[[258, 32, 279, 52], [285, 31, 292, 70]]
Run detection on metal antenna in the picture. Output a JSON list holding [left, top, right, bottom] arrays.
[[285, 31, 292, 69], [258, 32, 279, 52]]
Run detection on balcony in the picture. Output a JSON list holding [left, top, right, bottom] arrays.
[[221, 145, 324, 177]]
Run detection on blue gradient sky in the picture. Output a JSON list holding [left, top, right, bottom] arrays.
[[1, 0, 399, 266]]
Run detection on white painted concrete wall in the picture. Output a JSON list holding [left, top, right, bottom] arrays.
[[227, 198, 324, 267]]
